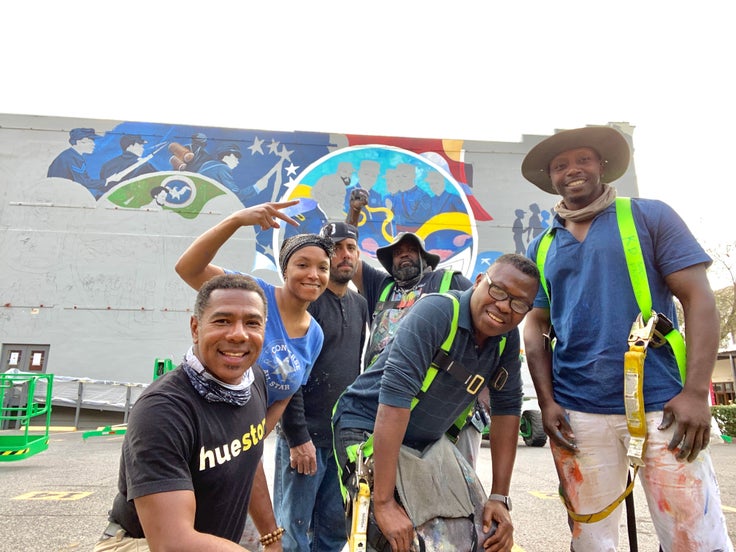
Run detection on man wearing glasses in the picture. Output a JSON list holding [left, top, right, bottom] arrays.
[[333, 254, 539, 552]]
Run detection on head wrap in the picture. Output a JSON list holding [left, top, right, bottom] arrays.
[[278, 233, 334, 275]]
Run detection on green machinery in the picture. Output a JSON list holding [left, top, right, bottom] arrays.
[[82, 358, 174, 440], [0, 372, 54, 462]]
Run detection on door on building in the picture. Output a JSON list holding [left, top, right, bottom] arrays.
[[1, 344, 51, 373]]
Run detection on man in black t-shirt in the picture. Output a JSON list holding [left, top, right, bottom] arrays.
[[95, 275, 280, 551]]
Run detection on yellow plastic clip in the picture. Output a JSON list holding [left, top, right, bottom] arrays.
[[624, 312, 657, 466], [349, 478, 370, 551]]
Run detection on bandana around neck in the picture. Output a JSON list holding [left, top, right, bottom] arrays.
[[182, 347, 253, 407], [554, 183, 617, 223]]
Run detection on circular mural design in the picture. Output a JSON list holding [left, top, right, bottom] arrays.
[[276, 145, 477, 276]]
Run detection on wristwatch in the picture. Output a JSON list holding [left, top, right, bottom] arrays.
[[488, 494, 512, 511]]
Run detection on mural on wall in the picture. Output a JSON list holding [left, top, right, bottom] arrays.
[[278, 145, 477, 275], [43, 121, 506, 277], [3, 114, 637, 381]]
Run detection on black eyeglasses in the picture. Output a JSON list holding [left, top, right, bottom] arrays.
[[484, 273, 533, 315]]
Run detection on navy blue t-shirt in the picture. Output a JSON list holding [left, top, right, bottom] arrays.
[[526, 198, 710, 414]]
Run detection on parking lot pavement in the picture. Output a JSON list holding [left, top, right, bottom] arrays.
[[1, 422, 735, 552]]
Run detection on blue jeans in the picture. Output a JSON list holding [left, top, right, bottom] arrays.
[[274, 435, 347, 552]]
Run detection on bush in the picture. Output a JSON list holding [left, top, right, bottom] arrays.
[[711, 405, 736, 438]]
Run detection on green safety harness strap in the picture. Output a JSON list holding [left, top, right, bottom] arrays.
[[616, 197, 653, 321], [536, 197, 689, 526], [615, 197, 687, 383], [536, 230, 554, 306], [378, 268, 455, 302], [536, 197, 686, 382], [344, 293, 506, 465]]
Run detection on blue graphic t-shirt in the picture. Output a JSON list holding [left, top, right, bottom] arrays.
[[225, 272, 324, 405]]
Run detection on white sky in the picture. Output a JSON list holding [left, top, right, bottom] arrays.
[[2, 2, 734, 251]]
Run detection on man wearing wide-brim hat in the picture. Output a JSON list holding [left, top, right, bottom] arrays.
[[350, 230, 471, 368], [522, 125, 732, 550]]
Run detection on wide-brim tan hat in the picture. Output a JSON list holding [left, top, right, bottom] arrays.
[[521, 126, 631, 194]]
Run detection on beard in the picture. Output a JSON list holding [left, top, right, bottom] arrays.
[[330, 265, 355, 285], [392, 259, 421, 283]]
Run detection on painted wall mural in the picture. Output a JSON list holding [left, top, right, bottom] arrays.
[[42, 121, 494, 275], [0, 114, 638, 382]]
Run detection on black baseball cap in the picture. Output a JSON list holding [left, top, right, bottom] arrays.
[[320, 222, 359, 243]]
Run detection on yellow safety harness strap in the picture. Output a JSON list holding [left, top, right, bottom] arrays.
[[560, 466, 639, 524]]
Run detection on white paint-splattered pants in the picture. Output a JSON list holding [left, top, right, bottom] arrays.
[[550, 410, 733, 552]]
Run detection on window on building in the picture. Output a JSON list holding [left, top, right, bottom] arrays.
[[713, 382, 735, 405]]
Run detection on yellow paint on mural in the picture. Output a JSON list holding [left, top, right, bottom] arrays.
[[722, 505, 736, 513], [415, 212, 472, 240], [442, 139, 464, 162], [289, 183, 313, 198], [12, 491, 93, 501]]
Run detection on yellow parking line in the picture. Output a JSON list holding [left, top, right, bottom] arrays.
[[12, 491, 93, 501], [27, 426, 77, 432]]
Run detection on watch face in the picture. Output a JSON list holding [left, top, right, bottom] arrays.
[[506, 496, 512, 511]]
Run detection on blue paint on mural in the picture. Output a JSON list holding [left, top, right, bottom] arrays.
[[278, 145, 477, 275], [46, 125, 483, 276]]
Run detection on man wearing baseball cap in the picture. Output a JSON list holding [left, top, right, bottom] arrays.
[[274, 221, 369, 552], [47, 127, 104, 193], [522, 125, 732, 550]]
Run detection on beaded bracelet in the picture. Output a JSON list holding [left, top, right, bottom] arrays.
[[259, 527, 285, 546]]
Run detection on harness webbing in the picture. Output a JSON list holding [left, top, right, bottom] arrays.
[[535, 197, 689, 525], [378, 268, 455, 302], [616, 198, 687, 383], [616, 197, 652, 320], [535, 198, 686, 380], [347, 293, 507, 463]]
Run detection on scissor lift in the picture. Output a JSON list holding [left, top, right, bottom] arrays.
[[0, 372, 54, 462]]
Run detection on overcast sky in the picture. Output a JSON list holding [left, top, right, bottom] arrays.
[[2, 1, 734, 253]]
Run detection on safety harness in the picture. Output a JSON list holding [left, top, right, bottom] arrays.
[[535, 197, 687, 524], [377, 268, 455, 303], [339, 293, 507, 551], [363, 269, 457, 369]]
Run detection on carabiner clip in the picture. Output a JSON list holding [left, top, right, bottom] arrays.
[[627, 311, 658, 350]]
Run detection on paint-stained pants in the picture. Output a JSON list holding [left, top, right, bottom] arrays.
[[551, 410, 733, 552]]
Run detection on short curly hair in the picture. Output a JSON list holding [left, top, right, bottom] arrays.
[[194, 274, 267, 319]]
